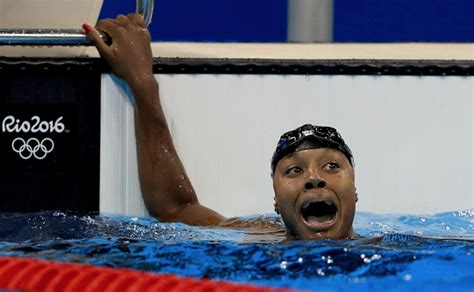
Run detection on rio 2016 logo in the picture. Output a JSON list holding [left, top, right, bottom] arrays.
[[2, 115, 65, 134], [2, 115, 67, 160]]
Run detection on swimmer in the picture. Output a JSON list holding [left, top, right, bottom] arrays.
[[83, 14, 358, 240]]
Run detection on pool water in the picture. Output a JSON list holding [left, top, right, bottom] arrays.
[[0, 210, 472, 291]]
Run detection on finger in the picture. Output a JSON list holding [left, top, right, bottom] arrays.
[[128, 13, 146, 27], [96, 19, 119, 34], [116, 14, 128, 25], [96, 19, 127, 42], [82, 23, 114, 60], [94, 17, 114, 25]]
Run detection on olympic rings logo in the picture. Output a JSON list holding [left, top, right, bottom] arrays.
[[11, 137, 55, 160]]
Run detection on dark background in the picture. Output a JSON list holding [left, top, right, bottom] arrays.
[[0, 71, 100, 212], [99, 0, 474, 42]]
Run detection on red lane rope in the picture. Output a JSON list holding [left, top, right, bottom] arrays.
[[0, 256, 292, 292]]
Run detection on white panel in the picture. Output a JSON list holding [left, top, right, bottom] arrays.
[[0, 0, 103, 57], [101, 74, 474, 217], [100, 75, 146, 216], [472, 77, 474, 210], [0, 0, 102, 28]]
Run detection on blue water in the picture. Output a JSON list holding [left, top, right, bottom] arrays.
[[0, 210, 473, 291]]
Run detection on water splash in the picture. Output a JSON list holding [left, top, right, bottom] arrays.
[[0, 210, 472, 291]]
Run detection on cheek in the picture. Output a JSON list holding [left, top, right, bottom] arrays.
[[274, 189, 287, 206], [330, 173, 356, 193], [273, 181, 297, 199], [274, 181, 298, 205], [342, 183, 356, 197]]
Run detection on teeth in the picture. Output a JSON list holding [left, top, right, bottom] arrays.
[[306, 215, 333, 223], [302, 201, 334, 210]]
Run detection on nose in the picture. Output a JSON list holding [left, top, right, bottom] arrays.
[[304, 178, 326, 190]]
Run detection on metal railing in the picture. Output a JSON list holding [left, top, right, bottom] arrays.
[[0, 0, 154, 46]]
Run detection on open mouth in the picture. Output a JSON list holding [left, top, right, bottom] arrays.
[[300, 200, 337, 230]]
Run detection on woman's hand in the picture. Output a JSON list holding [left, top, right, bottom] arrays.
[[83, 13, 153, 88]]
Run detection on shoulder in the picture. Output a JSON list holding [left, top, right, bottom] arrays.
[[218, 214, 285, 231], [218, 215, 287, 242]]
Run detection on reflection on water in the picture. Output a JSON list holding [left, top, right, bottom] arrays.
[[0, 210, 472, 291]]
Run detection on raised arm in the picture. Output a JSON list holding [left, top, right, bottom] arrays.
[[84, 14, 226, 225]]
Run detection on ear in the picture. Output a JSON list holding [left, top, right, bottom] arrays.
[[273, 198, 280, 215]]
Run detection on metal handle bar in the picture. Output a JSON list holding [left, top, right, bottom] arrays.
[[0, 0, 154, 46]]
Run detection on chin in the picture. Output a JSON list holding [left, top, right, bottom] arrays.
[[287, 224, 354, 240]]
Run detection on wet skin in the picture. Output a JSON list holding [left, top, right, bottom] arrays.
[[273, 148, 357, 240]]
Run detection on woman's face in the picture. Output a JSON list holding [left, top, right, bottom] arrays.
[[273, 148, 357, 240]]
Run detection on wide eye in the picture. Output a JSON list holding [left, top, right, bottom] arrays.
[[286, 166, 303, 176], [323, 162, 339, 170]]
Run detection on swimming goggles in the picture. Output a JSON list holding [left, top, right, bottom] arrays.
[[271, 124, 353, 175]]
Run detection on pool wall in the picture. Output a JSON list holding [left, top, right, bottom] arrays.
[[0, 43, 472, 216], [99, 43, 474, 217]]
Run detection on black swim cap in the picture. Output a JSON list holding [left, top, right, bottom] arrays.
[[271, 124, 354, 176]]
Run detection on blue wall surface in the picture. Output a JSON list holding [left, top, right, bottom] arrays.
[[98, 0, 287, 42], [334, 0, 474, 42], [98, 0, 474, 42]]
